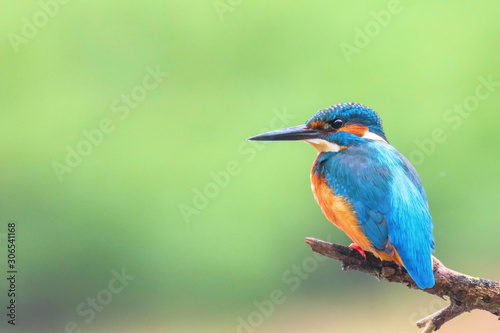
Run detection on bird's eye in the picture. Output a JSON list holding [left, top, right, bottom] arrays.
[[327, 119, 344, 130]]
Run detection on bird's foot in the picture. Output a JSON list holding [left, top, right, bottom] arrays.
[[348, 243, 366, 259]]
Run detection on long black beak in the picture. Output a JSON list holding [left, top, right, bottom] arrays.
[[247, 125, 321, 141]]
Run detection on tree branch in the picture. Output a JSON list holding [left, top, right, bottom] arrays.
[[305, 237, 500, 332]]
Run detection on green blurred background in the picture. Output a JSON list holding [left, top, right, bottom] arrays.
[[1, 1, 500, 332]]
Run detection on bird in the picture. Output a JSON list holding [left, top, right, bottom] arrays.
[[248, 103, 435, 289]]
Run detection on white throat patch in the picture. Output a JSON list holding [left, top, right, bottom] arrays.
[[304, 139, 340, 153]]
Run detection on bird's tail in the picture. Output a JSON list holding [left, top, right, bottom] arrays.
[[403, 255, 435, 289]]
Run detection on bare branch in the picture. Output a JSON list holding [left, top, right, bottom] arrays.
[[305, 237, 500, 332]]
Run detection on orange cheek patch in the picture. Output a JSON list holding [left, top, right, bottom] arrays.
[[338, 124, 368, 137]]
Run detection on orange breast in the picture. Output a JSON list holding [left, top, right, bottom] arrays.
[[310, 163, 403, 265]]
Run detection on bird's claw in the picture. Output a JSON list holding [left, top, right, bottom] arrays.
[[349, 243, 366, 259]]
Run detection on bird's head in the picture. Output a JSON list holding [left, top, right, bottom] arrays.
[[248, 103, 388, 152]]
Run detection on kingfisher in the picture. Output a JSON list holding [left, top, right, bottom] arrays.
[[248, 103, 435, 289]]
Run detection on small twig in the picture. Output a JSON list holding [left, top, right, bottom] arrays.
[[305, 237, 500, 332]]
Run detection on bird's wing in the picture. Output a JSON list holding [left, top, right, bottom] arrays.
[[378, 144, 435, 288]]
